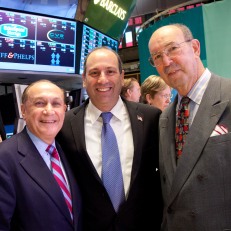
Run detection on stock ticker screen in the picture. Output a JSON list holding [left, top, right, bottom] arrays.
[[79, 24, 118, 74], [0, 9, 77, 73]]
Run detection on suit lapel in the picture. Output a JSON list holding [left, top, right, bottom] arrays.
[[70, 102, 103, 183], [124, 101, 144, 188], [18, 130, 72, 223], [160, 99, 178, 184], [56, 143, 81, 228], [168, 75, 229, 205], [71, 100, 145, 188]]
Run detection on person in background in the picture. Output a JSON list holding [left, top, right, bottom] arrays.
[[148, 23, 231, 231], [57, 46, 162, 231], [0, 80, 82, 231], [141, 75, 172, 111], [120, 77, 141, 102]]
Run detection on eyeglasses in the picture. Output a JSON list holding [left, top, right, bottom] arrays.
[[148, 39, 192, 67], [159, 94, 173, 100]]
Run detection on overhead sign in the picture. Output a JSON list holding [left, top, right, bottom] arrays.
[[83, 0, 137, 40], [93, 0, 127, 20]]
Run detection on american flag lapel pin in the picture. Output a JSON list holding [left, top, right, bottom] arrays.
[[137, 115, 143, 121]]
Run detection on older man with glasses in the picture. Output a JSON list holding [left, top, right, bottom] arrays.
[[148, 23, 231, 231]]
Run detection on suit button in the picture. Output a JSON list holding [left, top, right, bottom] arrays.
[[197, 174, 204, 181], [189, 210, 196, 218]]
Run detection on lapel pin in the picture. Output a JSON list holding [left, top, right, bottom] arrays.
[[137, 115, 143, 121]]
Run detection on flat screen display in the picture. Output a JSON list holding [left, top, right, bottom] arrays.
[[0, 8, 77, 74], [125, 31, 133, 47], [78, 23, 119, 74]]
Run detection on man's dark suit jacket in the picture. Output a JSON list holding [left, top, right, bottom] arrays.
[[57, 98, 163, 231], [0, 128, 82, 231]]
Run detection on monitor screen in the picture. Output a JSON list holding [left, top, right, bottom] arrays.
[[78, 23, 119, 74], [0, 8, 77, 74], [125, 30, 133, 47]]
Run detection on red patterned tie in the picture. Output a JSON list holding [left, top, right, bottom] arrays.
[[175, 97, 190, 158], [46, 145, 73, 220]]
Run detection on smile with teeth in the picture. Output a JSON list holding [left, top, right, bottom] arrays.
[[41, 120, 56, 123], [97, 87, 111, 91]]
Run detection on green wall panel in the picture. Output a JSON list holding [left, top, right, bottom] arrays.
[[203, 0, 231, 78], [138, 6, 205, 83]]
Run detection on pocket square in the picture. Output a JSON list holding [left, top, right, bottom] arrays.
[[210, 124, 228, 137]]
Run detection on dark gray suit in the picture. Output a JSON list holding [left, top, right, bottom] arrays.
[[159, 74, 231, 231], [0, 128, 82, 231], [57, 98, 163, 231]]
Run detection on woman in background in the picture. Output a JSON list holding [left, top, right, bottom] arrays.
[[141, 75, 171, 111], [120, 77, 141, 102]]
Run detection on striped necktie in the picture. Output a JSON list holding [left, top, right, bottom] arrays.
[[46, 145, 73, 220]]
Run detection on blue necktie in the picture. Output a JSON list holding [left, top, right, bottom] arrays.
[[101, 112, 125, 212]]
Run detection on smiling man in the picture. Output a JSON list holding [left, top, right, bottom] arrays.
[[148, 23, 231, 231], [57, 46, 163, 230], [0, 80, 82, 231]]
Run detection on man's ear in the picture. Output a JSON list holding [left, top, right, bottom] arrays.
[[121, 70, 125, 85], [192, 39, 200, 57], [21, 104, 26, 119], [82, 74, 86, 88]]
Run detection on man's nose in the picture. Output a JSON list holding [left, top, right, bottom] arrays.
[[98, 72, 108, 82], [162, 52, 173, 66], [43, 104, 55, 114]]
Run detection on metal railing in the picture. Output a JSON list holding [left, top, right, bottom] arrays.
[[136, 0, 221, 36]]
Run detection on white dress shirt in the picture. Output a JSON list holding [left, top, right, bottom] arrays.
[[26, 127, 70, 189], [177, 68, 211, 126], [84, 97, 134, 197]]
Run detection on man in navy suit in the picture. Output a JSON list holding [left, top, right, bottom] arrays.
[[149, 23, 231, 230], [57, 47, 163, 230], [0, 80, 82, 230]]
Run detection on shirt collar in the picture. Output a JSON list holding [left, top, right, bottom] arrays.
[[87, 96, 125, 123], [26, 127, 55, 154], [177, 68, 211, 105]]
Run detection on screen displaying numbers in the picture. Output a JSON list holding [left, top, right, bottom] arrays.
[[79, 24, 118, 74], [0, 9, 77, 73]]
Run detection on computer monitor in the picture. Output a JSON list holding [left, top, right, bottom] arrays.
[[0, 8, 78, 74], [77, 23, 119, 74]]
